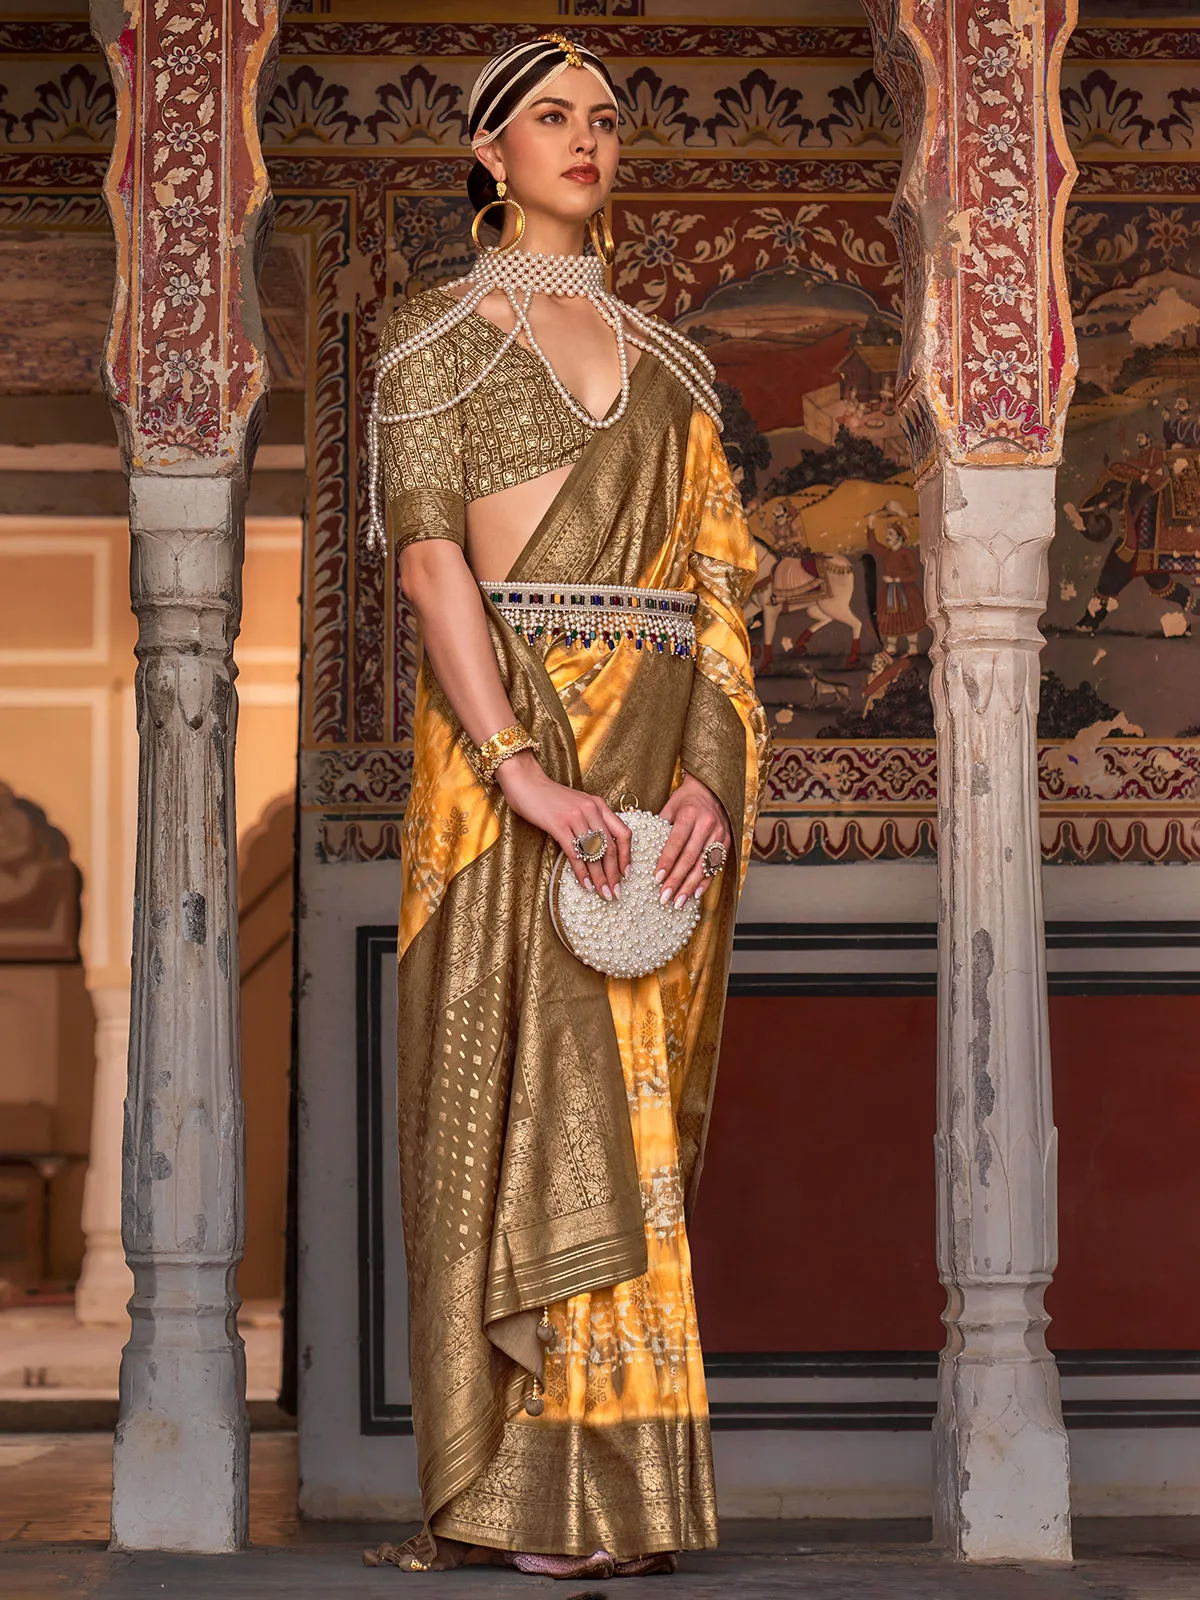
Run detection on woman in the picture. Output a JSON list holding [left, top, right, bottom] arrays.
[[364, 34, 770, 1579]]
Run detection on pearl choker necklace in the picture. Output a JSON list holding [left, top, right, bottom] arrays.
[[365, 248, 723, 554], [471, 248, 607, 299]]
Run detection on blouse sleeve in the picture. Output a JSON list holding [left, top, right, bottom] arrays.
[[377, 300, 467, 554]]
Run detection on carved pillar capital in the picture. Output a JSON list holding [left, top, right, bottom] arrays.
[[926, 461, 1055, 643], [127, 477, 245, 661]]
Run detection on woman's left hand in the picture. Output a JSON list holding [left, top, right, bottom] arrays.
[[655, 774, 733, 909]]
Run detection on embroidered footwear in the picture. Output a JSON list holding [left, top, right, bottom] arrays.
[[508, 1549, 617, 1579], [613, 1551, 679, 1576]]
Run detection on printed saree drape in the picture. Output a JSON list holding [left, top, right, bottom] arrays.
[[396, 352, 770, 1562]]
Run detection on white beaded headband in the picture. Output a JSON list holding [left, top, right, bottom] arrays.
[[468, 33, 616, 151]]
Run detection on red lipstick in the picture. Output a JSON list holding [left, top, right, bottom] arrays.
[[563, 163, 600, 184]]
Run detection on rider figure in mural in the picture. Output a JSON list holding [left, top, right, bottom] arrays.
[[1164, 394, 1200, 452], [1071, 416, 1198, 632]]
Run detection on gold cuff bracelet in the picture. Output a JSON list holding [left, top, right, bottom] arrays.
[[466, 723, 537, 786]]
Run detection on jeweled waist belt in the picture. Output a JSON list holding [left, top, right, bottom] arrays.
[[480, 580, 697, 657]]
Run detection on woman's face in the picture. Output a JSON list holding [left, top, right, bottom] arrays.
[[477, 65, 620, 226]]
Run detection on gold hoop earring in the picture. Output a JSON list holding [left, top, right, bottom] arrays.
[[588, 208, 615, 267], [471, 179, 526, 252]]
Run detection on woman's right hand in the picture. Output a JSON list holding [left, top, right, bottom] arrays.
[[496, 751, 630, 898]]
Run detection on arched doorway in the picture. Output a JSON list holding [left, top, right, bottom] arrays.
[[0, 782, 90, 1298]]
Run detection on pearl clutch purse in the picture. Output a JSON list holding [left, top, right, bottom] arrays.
[[548, 808, 701, 980]]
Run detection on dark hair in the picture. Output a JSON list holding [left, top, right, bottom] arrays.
[[467, 160, 499, 216]]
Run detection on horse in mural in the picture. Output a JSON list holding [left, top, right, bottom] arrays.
[[1067, 433, 1200, 633], [747, 540, 864, 672]]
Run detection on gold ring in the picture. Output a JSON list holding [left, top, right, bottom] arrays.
[[573, 828, 609, 863], [701, 841, 727, 878]]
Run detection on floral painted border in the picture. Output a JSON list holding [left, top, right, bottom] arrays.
[[1069, 26, 1200, 63], [754, 738, 1200, 866], [276, 21, 875, 60], [4, 19, 1200, 64], [7, 51, 1200, 161], [0, 22, 96, 53], [275, 194, 356, 748], [1075, 162, 1200, 197], [301, 737, 1200, 867]]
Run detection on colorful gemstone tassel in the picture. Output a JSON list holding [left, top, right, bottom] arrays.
[[480, 580, 697, 658]]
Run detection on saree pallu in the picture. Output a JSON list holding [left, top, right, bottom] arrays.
[[396, 354, 770, 1562]]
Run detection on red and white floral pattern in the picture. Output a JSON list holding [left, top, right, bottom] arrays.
[[863, 0, 1078, 474], [95, 0, 279, 466]]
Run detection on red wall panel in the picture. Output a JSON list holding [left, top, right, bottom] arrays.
[[1049, 995, 1200, 1350], [691, 993, 1200, 1353], [691, 995, 942, 1351]]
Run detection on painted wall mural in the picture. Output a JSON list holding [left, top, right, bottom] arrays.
[[703, 226, 1200, 864], [2, 16, 1200, 864]]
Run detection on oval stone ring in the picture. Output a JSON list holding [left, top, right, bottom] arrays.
[[573, 827, 609, 864], [701, 841, 728, 878]]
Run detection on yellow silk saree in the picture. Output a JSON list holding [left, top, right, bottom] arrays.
[[396, 353, 770, 1561]]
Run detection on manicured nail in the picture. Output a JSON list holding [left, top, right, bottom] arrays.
[[659, 886, 672, 905], [654, 869, 666, 884], [674, 892, 688, 910], [585, 879, 595, 892], [613, 883, 622, 900], [693, 886, 704, 900], [601, 885, 613, 901]]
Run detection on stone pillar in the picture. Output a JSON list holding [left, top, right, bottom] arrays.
[[115, 473, 249, 1552], [91, 0, 279, 1554], [924, 463, 1068, 1559], [861, 0, 1079, 1561], [76, 984, 134, 1326]]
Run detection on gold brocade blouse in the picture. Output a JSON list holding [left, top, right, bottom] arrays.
[[377, 287, 591, 554]]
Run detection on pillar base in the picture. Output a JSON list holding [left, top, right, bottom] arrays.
[[111, 1261, 248, 1553], [934, 1350, 1072, 1561]]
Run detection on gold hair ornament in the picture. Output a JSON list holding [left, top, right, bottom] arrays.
[[538, 30, 584, 69]]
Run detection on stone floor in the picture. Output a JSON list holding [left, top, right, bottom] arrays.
[[3, 1435, 1200, 1598]]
